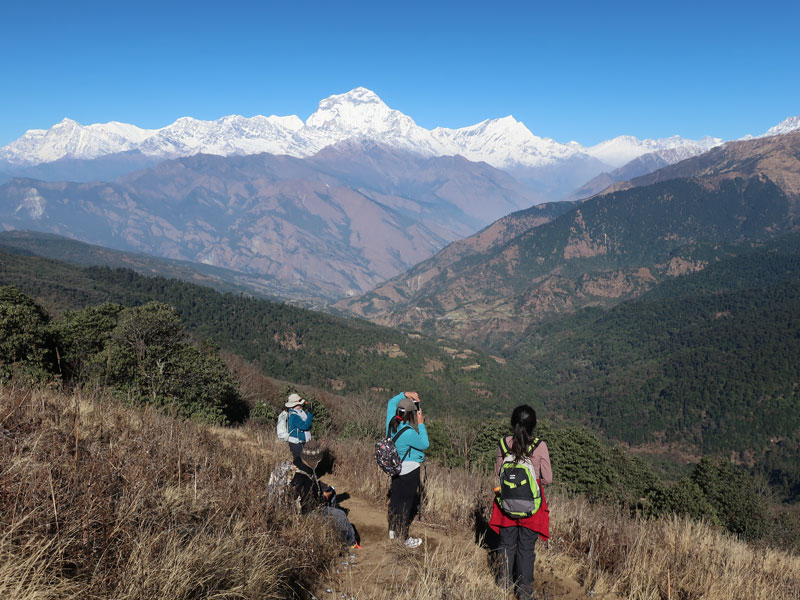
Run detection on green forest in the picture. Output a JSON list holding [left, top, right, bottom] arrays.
[[0, 250, 533, 417], [514, 233, 800, 501]]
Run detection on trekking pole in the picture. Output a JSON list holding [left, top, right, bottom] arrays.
[[667, 569, 671, 600]]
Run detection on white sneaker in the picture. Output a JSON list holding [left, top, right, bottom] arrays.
[[388, 530, 395, 540], [403, 537, 422, 548]]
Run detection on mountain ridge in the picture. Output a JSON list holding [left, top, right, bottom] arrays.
[[337, 131, 800, 345], [1, 87, 744, 199], [0, 142, 539, 300]]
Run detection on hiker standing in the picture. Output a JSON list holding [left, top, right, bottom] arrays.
[[385, 391, 429, 549], [286, 393, 313, 474], [489, 404, 551, 600]]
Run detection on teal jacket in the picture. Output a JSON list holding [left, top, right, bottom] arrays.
[[385, 393, 429, 464], [288, 408, 313, 443]]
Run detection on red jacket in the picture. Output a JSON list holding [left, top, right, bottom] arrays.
[[488, 482, 550, 540]]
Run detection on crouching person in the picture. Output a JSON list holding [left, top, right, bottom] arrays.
[[290, 440, 360, 549]]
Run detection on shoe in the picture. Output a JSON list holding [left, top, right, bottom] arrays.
[[403, 537, 422, 548], [388, 530, 395, 540], [350, 543, 362, 550]]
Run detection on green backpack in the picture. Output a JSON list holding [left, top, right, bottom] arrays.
[[497, 437, 543, 518]]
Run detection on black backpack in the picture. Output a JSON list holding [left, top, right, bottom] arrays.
[[374, 426, 411, 476]]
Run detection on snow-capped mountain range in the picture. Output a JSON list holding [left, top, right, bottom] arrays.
[[2, 87, 739, 174]]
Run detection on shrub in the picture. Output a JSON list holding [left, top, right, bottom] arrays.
[[250, 401, 277, 425], [0, 286, 54, 381], [690, 457, 771, 540], [51, 302, 123, 381]]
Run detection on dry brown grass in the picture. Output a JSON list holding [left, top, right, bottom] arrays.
[[0, 384, 342, 599], [3, 383, 799, 600], [322, 419, 800, 600]]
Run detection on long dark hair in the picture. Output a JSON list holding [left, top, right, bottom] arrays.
[[510, 404, 537, 462], [389, 406, 417, 435]]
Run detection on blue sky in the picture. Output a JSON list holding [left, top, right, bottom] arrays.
[[1, 0, 798, 147]]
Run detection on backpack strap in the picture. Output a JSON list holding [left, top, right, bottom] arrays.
[[392, 425, 413, 462], [391, 425, 412, 443], [528, 437, 542, 455], [499, 436, 511, 457], [500, 436, 542, 458]]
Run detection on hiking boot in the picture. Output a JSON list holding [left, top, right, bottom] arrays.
[[403, 537, 422, 548]]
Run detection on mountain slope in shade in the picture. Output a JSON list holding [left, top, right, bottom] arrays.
[[0, 230, 295, 301], [0, 143, 538, 300], [338, 132, 800, 347], [566, 142, 735, 202], [607, 131, 800, 200], [0, 151, 163, 183]]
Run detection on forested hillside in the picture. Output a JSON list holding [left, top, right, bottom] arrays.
[[3, 232, 799, 504], [0, 229, 292, 301], [0, 250, 530, 416], [342, 174, 795, 347], [514, 233, 800, 500]]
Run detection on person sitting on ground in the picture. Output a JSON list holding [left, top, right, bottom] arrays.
[[290, 440, 360, 549], [385, 391, 429, 549], [285, 392, 313, 474]]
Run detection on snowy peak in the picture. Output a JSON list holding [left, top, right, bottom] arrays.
[[306, 87, 394, 131], [0, 118, 156, 165], [763, 115, 800, 137], [2, 89, 796, 183], [432, 116, 587, 168], [586, 134, 723, 168], [304, 87, 432, 153]]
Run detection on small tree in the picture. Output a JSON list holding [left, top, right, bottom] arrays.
[[0, 286, 54, 381], [102, 302, 183, 400], [51, 303, 123, 381], [690, 457, 770, 540], [97, 302, 242, 424]]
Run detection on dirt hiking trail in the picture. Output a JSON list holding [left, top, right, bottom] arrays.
[[318, 473, 593, 600]]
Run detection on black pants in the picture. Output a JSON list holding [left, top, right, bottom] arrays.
[[289, 441, 312, 475], [498, 525, 537, 600], [388, 467, 421, 539]]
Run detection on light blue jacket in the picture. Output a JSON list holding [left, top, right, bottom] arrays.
[[288, 408, 313, 443], [385, 393, 429, 464]]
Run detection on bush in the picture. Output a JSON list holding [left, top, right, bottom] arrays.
[[51, 302, 123, 381], [250, 401, 277, 425], [644, 478, 720, 525], [690, 457, 771, 540], [0, 286, 55, 381]]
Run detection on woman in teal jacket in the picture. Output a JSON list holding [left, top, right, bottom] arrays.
[[385, 391, 429, 549], [286, 393, 313, 473]]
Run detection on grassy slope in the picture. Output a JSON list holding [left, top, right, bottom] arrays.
[[2, 384, 798, 600]]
